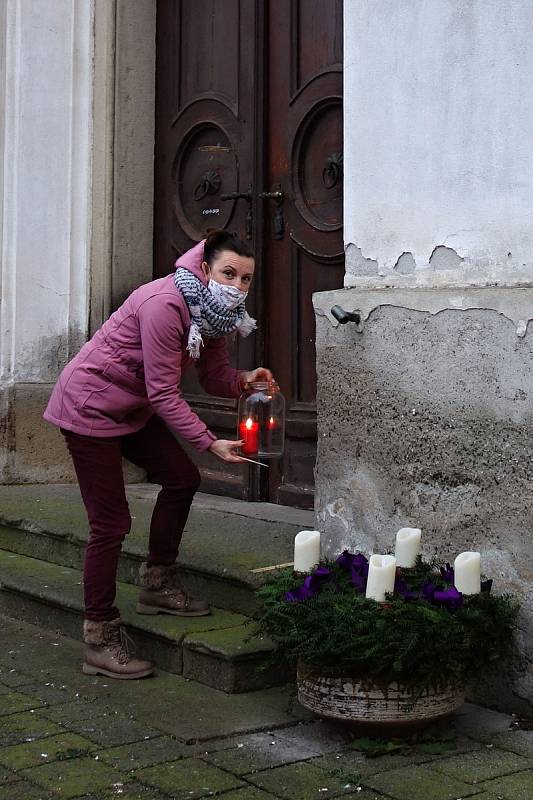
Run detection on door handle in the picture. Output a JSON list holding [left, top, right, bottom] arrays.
[[258, 190, 284, 203], [220, 190, 252, 201], [259, 187, 285, 240], [220, 188, 253, 239]]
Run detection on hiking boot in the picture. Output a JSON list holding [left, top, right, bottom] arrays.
[[136, 562, 211, 617], [82, 618, 154, 679]]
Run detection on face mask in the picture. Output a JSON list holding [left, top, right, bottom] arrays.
[[208, 279, 248, 310]]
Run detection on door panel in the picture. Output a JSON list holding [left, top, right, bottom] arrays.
[[154, 0, 344, 507], [263, 0, 344, 507], [154, 0, 263, 499]]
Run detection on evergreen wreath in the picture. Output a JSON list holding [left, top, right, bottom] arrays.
[[253, 552, 519, 689]]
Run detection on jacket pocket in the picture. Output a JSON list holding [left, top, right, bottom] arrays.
[[101, 360, 146, 395]]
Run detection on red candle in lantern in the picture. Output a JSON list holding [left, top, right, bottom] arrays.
[[267, 416, 276, 430], [239, 417, 259, 454]]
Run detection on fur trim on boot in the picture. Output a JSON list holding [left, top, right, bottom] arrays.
[[83, 618, 120, 646], [138, 562, 176, 591], [137, 562, 210, 617]]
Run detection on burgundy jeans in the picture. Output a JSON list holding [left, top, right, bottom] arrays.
[[62, 415, 201, 621]]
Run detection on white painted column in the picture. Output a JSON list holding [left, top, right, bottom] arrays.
[[0, 0, 93, 385]]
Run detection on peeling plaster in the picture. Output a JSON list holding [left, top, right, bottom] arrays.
[[429, 245, 464, 271], [313, 286, 533, 338], [345, 244, 379, 276], [344, 242, 533, 291], [393, 252, 416, 275]]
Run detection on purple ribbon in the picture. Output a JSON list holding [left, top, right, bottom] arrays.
[[336, 550, 369, 593], [284, 566, 331, 603], [440, 563, 454, 584], [394, 577, 418, 601], [433, 585, 464, 610]]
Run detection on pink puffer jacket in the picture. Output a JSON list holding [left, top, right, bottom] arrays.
[[43, 241, 243, 451]]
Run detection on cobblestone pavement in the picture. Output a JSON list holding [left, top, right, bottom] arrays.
[[1, 615, 532, 800]]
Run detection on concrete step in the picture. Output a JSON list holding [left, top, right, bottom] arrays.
[[0, 484, 310, 616], [0, 548, 288, 693]]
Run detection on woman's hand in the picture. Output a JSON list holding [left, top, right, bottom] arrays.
[[241, 367, 274, 386], [209, 439, 247, 463]]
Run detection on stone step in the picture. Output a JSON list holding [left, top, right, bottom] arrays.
[[0, 484, 309, 616], [0, 548, 288, 694]]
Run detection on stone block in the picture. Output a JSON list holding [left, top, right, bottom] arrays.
[[133, 757, 244, 797], [313, 287, 533, 714], [22, 755, 124, 799], [245, 760, 366, 799], [202, 731, 319, 776], [363, 764, 479, 800], [429, 747, 533, 782], [0, 731, 95, 771], [481, 769, 533, 799], [0, 710, 64, 748]]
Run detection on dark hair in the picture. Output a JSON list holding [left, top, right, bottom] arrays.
[[203, 229, 254, 265]]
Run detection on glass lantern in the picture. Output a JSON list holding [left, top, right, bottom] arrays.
[[237, 381, 285, 459]]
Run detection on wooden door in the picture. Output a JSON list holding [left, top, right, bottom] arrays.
[[263, 0, 344, 507], [154, 0, 344, 507]]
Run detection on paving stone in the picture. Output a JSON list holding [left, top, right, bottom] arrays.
[[71, 782, 169, 800], [0, 779, 55, 799], [481, 769, 533, 799], [40, 699, 103, 725], [271, 720, 354, 755], [67, 714, 162, 747], [0, 709, 63, 747], [96, 736, 188, 771], [0, 731, 96, 771], [22, 755, 125, 798], [133, 757, 245, 797], [449, 703, 513, 742], [429, 746, 533, 782], [213, 789, 305, 800], [202, 731, 319, 775], [92, 675, 310, 742], [490, 729, 533, 758], [0, 765, 17, 784], [0, 690, 46, 717], [312, 749, 430, 780], [245, 760, 363, 799], [363, 764, 480, 800], [17, 682, 76, 706], [0, 667, 34, 688]]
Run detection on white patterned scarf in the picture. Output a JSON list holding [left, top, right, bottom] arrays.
[[174, 267, 257, 359]]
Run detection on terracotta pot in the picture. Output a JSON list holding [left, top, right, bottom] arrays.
[[297, 664, 465, 735]]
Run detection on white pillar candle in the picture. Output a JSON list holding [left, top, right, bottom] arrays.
[[365, 554, 397, 602], [394, 528, 422, 567], [293, 530, 321, 573], [454, 551, 481, 595]]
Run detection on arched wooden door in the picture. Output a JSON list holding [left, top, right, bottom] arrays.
[[154, 0, 344, 508]]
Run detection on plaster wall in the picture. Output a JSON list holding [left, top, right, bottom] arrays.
[[0, 0, 155, 482], [343, 0, 533, 288]]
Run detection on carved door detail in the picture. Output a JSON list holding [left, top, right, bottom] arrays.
[[154, 0, 343, 507]]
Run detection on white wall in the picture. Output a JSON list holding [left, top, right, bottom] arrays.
[[344, 0, 533, 287], [0, 0, 93, 383]]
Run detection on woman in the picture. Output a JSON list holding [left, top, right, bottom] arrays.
[[43, 230, 272, 679]]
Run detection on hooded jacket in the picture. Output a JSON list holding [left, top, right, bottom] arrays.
[[43, 240, 243, 451]]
